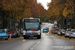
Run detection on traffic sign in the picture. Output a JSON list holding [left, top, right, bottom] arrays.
[[67, 22, 70, 25]]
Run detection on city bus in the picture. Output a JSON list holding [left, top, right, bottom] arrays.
[[22, 17, 41, 39]]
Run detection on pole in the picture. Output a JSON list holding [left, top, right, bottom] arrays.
[[10, 34, 11, 39], [10, 19, 11, 28]]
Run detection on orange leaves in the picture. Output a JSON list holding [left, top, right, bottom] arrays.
[[63, 0, 74, 19], [23, 8, 31, 18], [37, 3, 47, 17], [1, 0, 33, 22], [1, 0, 46, 22], [2, 0, 11, 10], [48, 0, 75, 21], [29, 2, 40, 18]]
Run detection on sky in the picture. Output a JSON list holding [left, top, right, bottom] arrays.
[[37, 0, 51, 10]]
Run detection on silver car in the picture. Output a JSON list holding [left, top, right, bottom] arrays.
[[61, 29, 66, 35], [69, 29, 75, 39], [65, 29, 71, 38], [52, 28, 55, 33], [52, 28, 59, 34], [57, 29, 61, 35]]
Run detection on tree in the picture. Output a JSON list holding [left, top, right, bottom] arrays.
[[48, 0, 75, 28], [29, 1, 40, 18]]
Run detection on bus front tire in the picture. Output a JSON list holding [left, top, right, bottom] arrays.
[[26, 36, 29, 39], [24, 37, 26, 39], [37, 35, 41, 39]]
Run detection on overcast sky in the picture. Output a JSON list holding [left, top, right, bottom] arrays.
[[37, 0, 51, 10]]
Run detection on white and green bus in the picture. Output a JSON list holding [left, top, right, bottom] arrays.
[[22, 17, 41, 39]]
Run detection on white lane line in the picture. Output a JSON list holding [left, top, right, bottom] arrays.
[[30, 40, 40, 50]]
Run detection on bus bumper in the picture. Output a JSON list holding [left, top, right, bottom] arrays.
[[23, 33, 40, 37]]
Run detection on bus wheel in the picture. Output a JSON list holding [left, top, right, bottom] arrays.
[[26, 36, 29, 39], [24, 37, 26, 39], [37, 35, 41, 39]]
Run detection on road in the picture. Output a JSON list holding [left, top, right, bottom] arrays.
[[0, 23, 75, 50]]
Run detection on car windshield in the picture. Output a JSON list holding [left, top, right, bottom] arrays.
[[44, 28, 48, 29], [72, 30, 75, 32], [44, 29, 47, 30], [67, 30, 71, 31], [62, 29, 66, 32], [0, 29, 5, 33], [25, 22, 39, 30]]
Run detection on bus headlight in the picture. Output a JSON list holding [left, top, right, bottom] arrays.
[[23, 31, 26, 35], [23, 33, 25, 35], [38, 33, 40, 35]]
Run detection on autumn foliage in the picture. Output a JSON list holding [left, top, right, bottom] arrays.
[[0, 0, 47, 28], [48, 0, 75, 21], [47, 0, 75, 28], [0, 0, 47, 22], [29, 2, 40, 18]]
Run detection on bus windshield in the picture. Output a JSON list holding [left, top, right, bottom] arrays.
[[25, 22, 39, 30]]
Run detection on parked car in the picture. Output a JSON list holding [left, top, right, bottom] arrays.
[[69, 29, 75, 39], [0, 29, 8, 40], [65, 29, 71, 38], [61, 29, 66, 35], [7, 29, 20, 38], [56, 29, 59, 34], [52, 28, 55, 33], [52, 28, 59, 34], [43, 27, 49, 33], [57, 29, 61, 35], [53, 24, 57, 28]]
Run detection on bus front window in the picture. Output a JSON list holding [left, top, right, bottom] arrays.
[[25, 22, 40, 30]]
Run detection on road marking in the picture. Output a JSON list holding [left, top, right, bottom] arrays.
[[22, 48, 24, 50], [30, 39, 40, 50], [23, 39, 26, 41]]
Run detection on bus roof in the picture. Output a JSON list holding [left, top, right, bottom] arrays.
[[23, 18, 40, 20], [22, 18, 40, 22]]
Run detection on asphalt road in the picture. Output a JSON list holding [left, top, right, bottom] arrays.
[[0, 23, 75, 50]]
